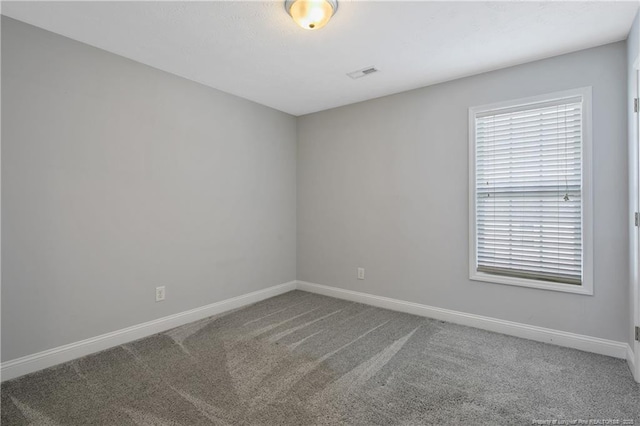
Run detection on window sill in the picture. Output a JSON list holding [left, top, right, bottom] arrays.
[[470, 271, 593, 295]]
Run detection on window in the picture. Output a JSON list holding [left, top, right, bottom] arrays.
[[469, 88, 592, 295]]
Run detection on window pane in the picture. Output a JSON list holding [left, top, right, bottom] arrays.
[[475, 100, 583, 285]]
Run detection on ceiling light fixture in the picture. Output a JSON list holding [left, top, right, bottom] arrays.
[[285, 0, 338, 31]]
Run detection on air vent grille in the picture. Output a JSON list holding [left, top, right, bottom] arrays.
[[347, 66, 379, 79]]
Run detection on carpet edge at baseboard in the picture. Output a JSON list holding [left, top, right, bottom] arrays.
[[2, 279, 632, 383], [1, 281, 298, 382], [296, 281, 629, 362]]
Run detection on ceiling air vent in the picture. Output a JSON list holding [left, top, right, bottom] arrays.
[[347, 66, 379, 80]]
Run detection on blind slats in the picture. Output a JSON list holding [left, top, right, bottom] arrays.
[[476, 123, 581, 139], [474, 99, 583, 285]]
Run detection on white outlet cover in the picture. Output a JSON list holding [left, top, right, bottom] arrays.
[[156, 286, 166, 302]]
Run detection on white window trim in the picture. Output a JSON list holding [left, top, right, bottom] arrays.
[[468, 87, 594, 296]]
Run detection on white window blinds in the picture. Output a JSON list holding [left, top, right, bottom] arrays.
[[474, 96, 583, 285]]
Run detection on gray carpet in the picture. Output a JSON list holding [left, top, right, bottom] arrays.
[[1, 290, 639, 425]]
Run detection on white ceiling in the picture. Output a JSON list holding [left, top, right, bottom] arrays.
[[2, 1, 638, 116]]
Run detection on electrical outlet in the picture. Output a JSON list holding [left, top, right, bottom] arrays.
[[357, 267, 365, 280], [156, 286, 166, 302]]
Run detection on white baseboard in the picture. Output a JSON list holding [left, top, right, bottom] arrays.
[[1, 281, 297, 382], [297, 281, 629, 360], [2, 279, 632, 383], [628, 345, 639, 383]]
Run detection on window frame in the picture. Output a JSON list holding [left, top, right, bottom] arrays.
[[468, 87, 593, 295]]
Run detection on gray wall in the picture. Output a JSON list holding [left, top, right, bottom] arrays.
[[1, 17, 297, 362], [628, 10, 640, 348], [297, 42, 629, 342], [1, 15, 633, 363]]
